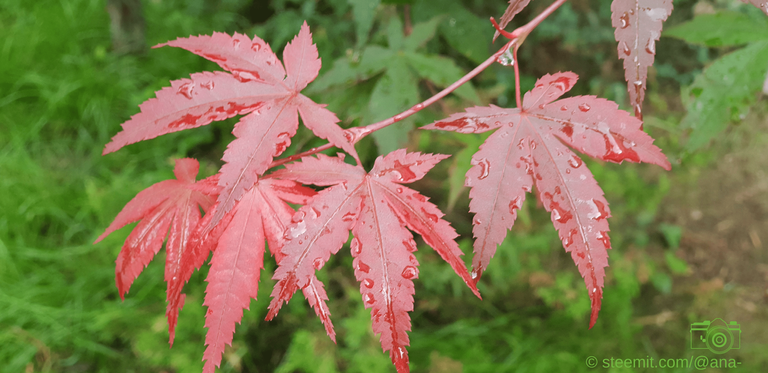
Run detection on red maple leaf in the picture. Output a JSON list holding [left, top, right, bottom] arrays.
[[611, 0, 673, 119], [101, 22, 358, 228], [265, 150, 481, 373], [493, 0, 533, 42], [198, 177, 329, 373], [423, 72, 670, 328], [94, 158, 215, 341]]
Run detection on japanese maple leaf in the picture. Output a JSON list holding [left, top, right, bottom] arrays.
[[611, 0, 673, 119], [102, 22, 357, 228], [423, 72, 670, 328], [94, 158, 216, 340], [196, 177, 333, 373], [493, 0, 533, 42], [265, 150, 481, 373]]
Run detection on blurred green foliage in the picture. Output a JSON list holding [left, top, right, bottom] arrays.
[[1, 0, 766, 372], [665, 8, 768, 151]]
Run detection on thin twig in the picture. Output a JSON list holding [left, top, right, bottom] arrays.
[[268, 0, 568, 168]]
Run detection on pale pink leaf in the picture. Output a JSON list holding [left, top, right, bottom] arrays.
[[466, 126, 534, 282], [493, 0, 533, 42], [202, 186, 266, 373], [351, 193, 416, 372], [103, 72, 288, 154], [529, 131, 611, 328], [213, 99, 299, 226], [297, 94, 360, 161], [421, 105, 507, 134], [267, 183, 365, 319], [270, 153, 363, 186], [425, 72, 671, 327], [156, 32, 287, 85], [283, 21, 322, 92], [611, 0, 673, 119], [370, 149, 450, 184]]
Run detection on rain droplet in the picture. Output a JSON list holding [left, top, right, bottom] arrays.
[[310, 207, 321, 218], [363, 292, 375, 305], [619, 12, 630, 28], [351, 237, 362, 256], [560, 105, 568, 111], [472, 217, 482, 226], [470, 269, 479, 280], [273, 132, 291, 156], [475, 158, 490, 180], [509, 196, 522, 213], [232, 39, 241, 49], [589, 199, 609, 221], [251, 43, 262, 52], [401, 266, 418, 279], [568, 155, 583, 168], [285, 221, 307, 240], [530, 140, 537, 150], [578, 103, 591, 112], [517, 139, 525, 150], [550, 201, 573, 224], [552, 76, 571, 92], [597, 231, 611, 248], [563, 228, 578, 247], [645, 39, 656, 54], [342, 212, 356, 222], [421, 208, 439, 223], [313, 258, 324, 270], [396, 187, 403, 193], [565, 168, 571, 174], [177, 82, 195, 99], [200, 80, 214, 90], [497, 48, 515, 66], [620, 41, 631, 56], [292, 210, 306, 224], [357, 260, 370, 273], [403, 239, 417, 252], [363, 278, 374, 288]]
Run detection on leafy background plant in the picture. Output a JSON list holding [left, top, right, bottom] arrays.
[[1, 0, 767, 372]]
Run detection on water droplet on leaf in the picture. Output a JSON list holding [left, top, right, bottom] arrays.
[[401, 266, 418, 279], [497, 48, 515, 66], [351, 237, 362, 256], [357, 260, 370, 273], [568, 155, 583, 168], [474, 158, 490, 180], [177, 82, 195, 99], [620, 12, 630, 28], [363, 278, 374, 288], [363, 292, 375, 305]]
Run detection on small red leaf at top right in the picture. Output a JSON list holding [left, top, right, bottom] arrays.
[[743, 0, 768, 15], [611, 0, 673, 120], [493, 0, 533, 42]]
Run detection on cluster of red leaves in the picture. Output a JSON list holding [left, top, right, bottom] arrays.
[[93, 0, 715, 368], [97, 22, 481, 373]]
